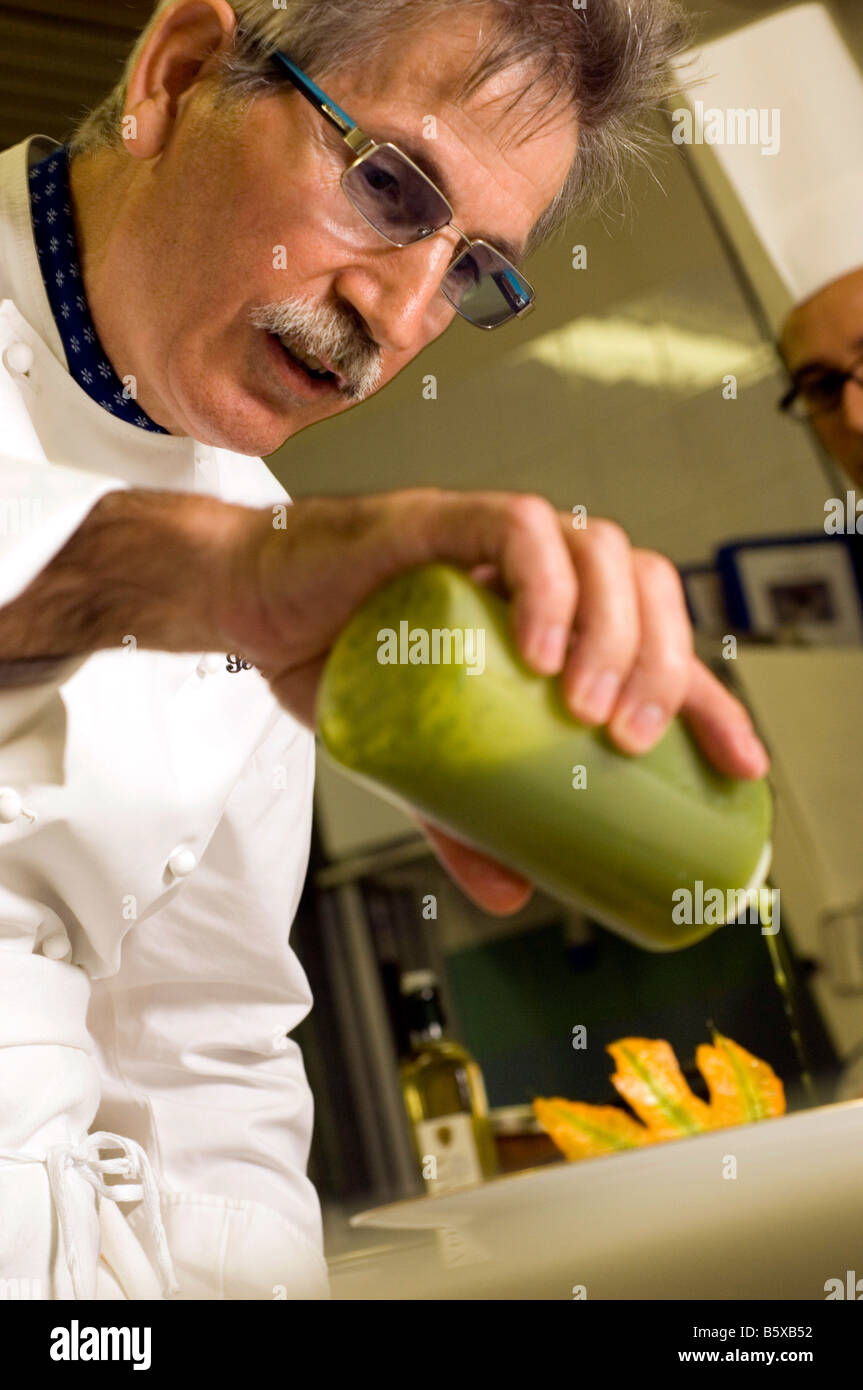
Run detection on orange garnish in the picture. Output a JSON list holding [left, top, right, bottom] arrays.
[[533, 1032, 785, 1162]]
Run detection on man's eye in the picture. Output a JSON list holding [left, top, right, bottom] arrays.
[[359, 163, 402, 203], [449, 252, 481, 287]]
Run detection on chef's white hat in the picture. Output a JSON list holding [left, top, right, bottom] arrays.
[[673, 3, 863, 333]]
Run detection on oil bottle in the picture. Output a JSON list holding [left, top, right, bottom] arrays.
[[399, 970, 498, 1193]]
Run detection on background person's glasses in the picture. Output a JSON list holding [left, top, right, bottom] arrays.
[[270, 50, 535, 330], [779, 350, 863, 420]]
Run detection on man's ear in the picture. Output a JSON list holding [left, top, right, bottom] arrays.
[[122, 0, 237, 159]]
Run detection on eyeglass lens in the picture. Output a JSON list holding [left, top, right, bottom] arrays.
[[791, 355, 863, 417], [794, 371, 848, 416], [343, 145, 451, 243], [342, 145, 531, 327], [441, 243, 532, 327]]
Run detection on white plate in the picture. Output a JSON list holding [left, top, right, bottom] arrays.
[[333, 1101, 863, 1299]]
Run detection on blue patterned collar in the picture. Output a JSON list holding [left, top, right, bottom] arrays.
[[28, 144, 169, 435]]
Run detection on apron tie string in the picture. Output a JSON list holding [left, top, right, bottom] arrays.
[[0, 1131, 178, 1298]]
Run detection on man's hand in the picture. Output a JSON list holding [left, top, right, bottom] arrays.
[[219, 488, 768, 914], [221, 487, 766, 771], [0, 483, 765, 918]]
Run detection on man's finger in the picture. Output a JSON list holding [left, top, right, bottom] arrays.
[[680, 659, 770, 778], [408, 491, 578, 675], [558, 517, 641, 724], [605, 549, 694, 754]]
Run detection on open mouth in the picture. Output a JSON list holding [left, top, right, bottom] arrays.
[[268, 331, 340, 389]]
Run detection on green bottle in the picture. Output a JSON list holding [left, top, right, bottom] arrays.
[[317, 564, 773, 950]]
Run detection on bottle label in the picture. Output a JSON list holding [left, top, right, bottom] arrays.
[[415, 1113, 485, 1194]]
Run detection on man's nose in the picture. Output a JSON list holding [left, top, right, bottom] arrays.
[[842, 375, 863, 435], [334, 232, 459, 354]]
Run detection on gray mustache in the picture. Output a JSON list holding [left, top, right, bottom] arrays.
[[251, 302, 382, 402]]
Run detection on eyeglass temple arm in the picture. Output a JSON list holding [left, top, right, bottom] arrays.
[[270, 51, 373, 153]]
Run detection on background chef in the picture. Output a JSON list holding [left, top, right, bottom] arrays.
[[0, 0, 768, 1300], [678, 3, 863, 486]]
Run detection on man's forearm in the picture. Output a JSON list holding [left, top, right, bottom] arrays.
[[0, 488, 257, 661]]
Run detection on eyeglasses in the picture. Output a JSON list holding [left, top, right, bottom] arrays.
[[269, 50, 536, 330], [779, 349, 863, 420]]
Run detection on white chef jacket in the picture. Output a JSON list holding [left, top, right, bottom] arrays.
[[0, 135, 328, 1300]]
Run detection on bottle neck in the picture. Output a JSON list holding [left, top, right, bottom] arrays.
[[409, 1020, 445, 1047], [402, 983, 448, 1048]]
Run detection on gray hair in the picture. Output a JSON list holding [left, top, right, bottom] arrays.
[[67, 0, 692, 252]]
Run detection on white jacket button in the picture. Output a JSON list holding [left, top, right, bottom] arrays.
[[196, 653, 223, 677], [4, 342, 34, 376], [0, 788, 23, 823], [41, 932, 69, 960], [167, 846, 197, 878]]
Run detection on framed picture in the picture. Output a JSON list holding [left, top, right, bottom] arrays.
[[679, 565, 730, 636], [716, 534, 863, 645]]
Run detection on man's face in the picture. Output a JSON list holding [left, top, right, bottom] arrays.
[[780, 267, 863, 486], [90, 13, 577, 455]]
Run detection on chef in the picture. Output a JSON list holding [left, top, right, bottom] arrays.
[[781, 303, 863, 493], [676, 3, 863, 486], [0, 0, 768, 1300]]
